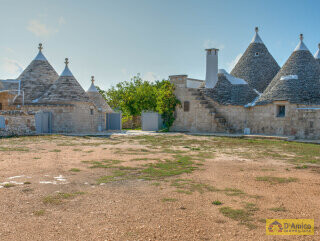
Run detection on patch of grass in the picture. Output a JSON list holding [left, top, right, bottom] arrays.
[[255, 176, 298, 184], [0, 147, 29, 152], [162, 198, 177, 202], [269, 206, 287, 212], [219, 203, 258, 229], [171, 179, 218, 194], [295, 165, 309, 169], [73, 148, 82, 152], [97, 170, 128, 184], [24, 181, 31, 185], [151, 182, 160, 186], [141, 155, 198, 180], [223, 188, 245, 196], [3, 183, 15, 188], [220, 207, 252, 223], [69, 168, 81, 172], [43, 191, 85, 205], [33, 157, 41, 160], [261, 168, 275, 171], [212, 200, 223, 205], [33, 210, 45, 216], [50, 149, 61, 153], [87, 159, 122, 169]]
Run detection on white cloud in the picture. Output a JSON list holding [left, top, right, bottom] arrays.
[[142, 72, 159, 82], [58, 16, 66, 25], [27, 19, 58, 37], [226, 53, 242, 72], [2, 58, 23, 77], [203, 40, 225, 50]]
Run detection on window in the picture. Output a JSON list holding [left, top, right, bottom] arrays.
[[277, 105, 285, 117], [90, 109, 94, 115], [184, 101, 190, 112], [255, 52, 259, 57], [0, 103, 2, 110]]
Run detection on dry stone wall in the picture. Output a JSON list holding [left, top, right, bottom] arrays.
[[0, 111, 36, 137]]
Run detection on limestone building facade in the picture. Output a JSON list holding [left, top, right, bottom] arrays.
[[170, 28, 320, 139], [0, 44, 113, 135]]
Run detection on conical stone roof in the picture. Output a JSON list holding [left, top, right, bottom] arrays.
[[257, 34, 320, 105], [202, 70, 258, 106], [86, 76, 113, 112], [230, 27, 280, 93], [314, 43, 320, 65], [17, 43, 59, 103], [39, 58, 90, 104]]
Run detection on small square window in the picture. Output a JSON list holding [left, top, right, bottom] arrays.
[[0, 103, 2, 110], [255, 52, 259, 56], [184, 101, 190, 112], [277, 105, 285, 117]]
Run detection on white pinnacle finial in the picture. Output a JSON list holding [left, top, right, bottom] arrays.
[[34, 43, 47, 61], [251, 26, 263, 44], [61, 58, 73, 76], [88, 75, 99, 92], [294, 33, 309, 52]]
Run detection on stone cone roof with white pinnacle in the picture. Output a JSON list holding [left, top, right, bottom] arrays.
[[39, 59, 90, 104], [17, 44, 59, 104], [86, 77, 113, 112], [230, 27, 280, 93], [257, 35, 320, 105]]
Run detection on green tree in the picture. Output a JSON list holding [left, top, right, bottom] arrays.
[[97, 74, 179, 129], [156, 81, 180, 128]]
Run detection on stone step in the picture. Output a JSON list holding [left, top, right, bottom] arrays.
[[200, 100, 208, 104]]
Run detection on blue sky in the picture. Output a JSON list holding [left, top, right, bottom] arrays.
[[1, 0, 320, 90]]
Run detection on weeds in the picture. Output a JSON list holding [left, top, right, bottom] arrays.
[[256, 176, 298, 184]]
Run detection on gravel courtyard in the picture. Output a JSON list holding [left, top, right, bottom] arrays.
[[0, 134, 319, 240]]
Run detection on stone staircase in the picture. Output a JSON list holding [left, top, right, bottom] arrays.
[[188, 88, 235, 133]]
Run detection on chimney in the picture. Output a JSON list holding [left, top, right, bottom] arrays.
[[205, 48, 219, 88]]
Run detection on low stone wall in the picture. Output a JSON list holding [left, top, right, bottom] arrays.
[[0, 111, 36, 137]]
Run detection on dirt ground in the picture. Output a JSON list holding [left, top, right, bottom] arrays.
[[0, 134, 319, 241]]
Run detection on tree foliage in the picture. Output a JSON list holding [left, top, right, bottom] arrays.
[[98, 74, 179, 128]]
